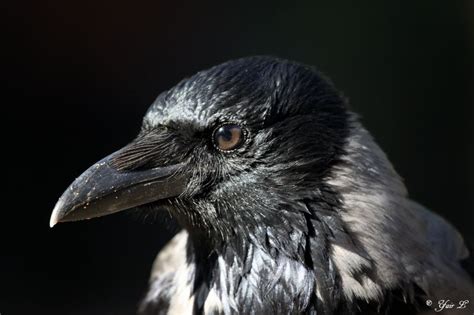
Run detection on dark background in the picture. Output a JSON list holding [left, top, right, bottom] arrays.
[[2, 1, 473, 314]]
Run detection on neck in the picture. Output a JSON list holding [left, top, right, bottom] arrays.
[[183, 206, 343, 314]]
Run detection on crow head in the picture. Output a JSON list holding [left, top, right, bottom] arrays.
[[50, 56, 474, 314], [51, 57, 349, 247]]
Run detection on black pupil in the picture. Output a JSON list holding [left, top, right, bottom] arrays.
[[219, 126, 233, 142]]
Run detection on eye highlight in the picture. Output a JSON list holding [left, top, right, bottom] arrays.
[[213, 124, 244, 151]]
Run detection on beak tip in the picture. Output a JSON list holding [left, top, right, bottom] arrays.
[[49, 199, 64, 228], [49, 217, 58, 228]]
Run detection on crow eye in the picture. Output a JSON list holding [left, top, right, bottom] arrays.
[[213, 124, 244, 151]]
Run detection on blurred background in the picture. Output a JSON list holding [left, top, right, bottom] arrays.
[[2, 1, 473, 314]]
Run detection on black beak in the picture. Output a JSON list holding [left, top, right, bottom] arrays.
[[49, 149, 188, 227]]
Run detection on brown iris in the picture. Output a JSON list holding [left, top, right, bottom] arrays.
[[213, 124, 244, 151]]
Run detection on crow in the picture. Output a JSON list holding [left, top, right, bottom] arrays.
[[50, 56, 473, 315]]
